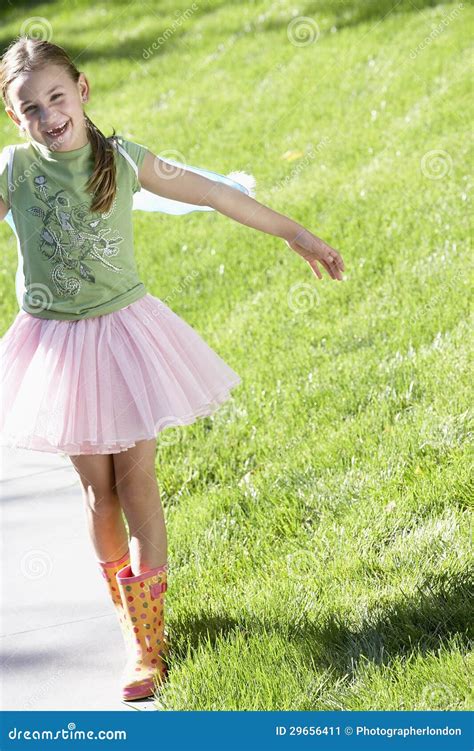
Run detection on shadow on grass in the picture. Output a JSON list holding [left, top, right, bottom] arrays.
[[305, 0, 467, 30], [1, 0, 462, 71], [310, 568, 472, 677], [0, 0, 235, 67], [170, 566, 472, 680]]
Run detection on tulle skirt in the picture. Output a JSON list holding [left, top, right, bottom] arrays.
[[0, 293, 242, 455]]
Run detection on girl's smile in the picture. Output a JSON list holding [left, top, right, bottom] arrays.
[[5, 63, 89, 151], [44, 118, 71, 141]]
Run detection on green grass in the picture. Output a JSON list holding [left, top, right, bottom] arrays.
[[1, 0, 472, 711]]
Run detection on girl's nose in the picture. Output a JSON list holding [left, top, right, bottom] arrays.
[[39, 105, 55, 122]]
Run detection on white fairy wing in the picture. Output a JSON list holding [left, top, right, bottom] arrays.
[[4, 209, 14, 233], [132, 159, 257, 215], [4, 209, 26, 311], [112, 143, 257, 215]]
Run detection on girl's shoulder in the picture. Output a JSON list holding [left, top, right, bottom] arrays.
[[0, 142, 31, 156], [112, 135, 149, 172], [0, 142, 33, 173], [0, 144, 21, 207], [112, 135, 149, 194]]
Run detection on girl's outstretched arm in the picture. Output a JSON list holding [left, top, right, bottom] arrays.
[[139, 150, 345, 281], [208, 182, 345, 282]]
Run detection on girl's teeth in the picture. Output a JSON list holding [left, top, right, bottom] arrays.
[[48, 121, 68, 135]]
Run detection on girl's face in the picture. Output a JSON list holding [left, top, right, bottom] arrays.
[[5, 64, 89, 151]]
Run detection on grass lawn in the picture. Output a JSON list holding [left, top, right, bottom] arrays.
[[0, 0, 472, 711]]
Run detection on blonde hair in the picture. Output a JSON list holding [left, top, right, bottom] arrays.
[[0, 35, 118, 214]]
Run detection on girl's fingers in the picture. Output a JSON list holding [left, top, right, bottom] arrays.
[[308, 255, 333, 280], [323, 244, 344, 272], [290, 234, 345, 280], [309, 259, 323, 279], [325, 252, 344, 279], [320, 256, 338, 280], [313, 261, 323, 279], [318, 258, 332, 278]]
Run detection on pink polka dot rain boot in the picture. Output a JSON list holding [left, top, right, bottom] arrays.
[[116, 562, 169, 701], [99, 552, 169, 640], [98, 550, 132, 650]]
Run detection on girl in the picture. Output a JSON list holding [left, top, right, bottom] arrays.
[[0, 36, 345, 703]]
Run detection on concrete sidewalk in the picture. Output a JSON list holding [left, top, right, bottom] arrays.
[[0, 446, 137, 711]]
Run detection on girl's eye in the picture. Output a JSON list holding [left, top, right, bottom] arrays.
[[24, 93, 62, 113]]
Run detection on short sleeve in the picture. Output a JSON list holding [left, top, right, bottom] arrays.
[[0, 147, 11, 208], [115, 136, 149, 194]]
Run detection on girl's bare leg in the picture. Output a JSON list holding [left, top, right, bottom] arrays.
[[112, 438, 167, 574], [69, 452, 129, 563]]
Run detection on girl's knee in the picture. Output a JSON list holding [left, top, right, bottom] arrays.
[[69, 452, 119, 514], [82, 485, 121, 516]]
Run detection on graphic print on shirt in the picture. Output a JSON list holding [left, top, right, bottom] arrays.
[[27, 174, 123, 298]]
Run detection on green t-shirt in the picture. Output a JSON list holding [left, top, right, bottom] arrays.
[[0, 135, 149, 320]]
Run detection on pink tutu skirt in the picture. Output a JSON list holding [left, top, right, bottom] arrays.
[[0, 293, 242, 455]]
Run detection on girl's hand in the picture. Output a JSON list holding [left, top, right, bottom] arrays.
[[285, 228, 345, 281]]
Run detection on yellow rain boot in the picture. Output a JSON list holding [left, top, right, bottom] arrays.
[[98, 550, 132, 649], [116, 562, 169, 701]]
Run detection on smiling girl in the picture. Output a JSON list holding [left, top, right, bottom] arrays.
[[0, 36, 345, 703]]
